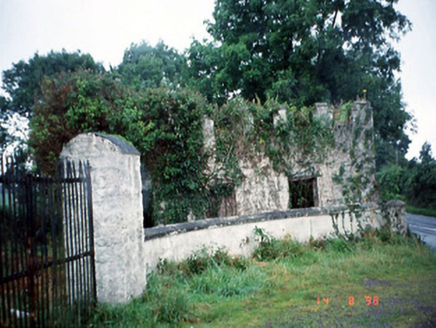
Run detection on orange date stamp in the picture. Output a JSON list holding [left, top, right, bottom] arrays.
[[317, 296, 379, 306]]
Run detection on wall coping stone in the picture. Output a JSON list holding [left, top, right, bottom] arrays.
[[144, 204, 377, 241], [91, 133, 140, 155], [384, 199, 405, 207]]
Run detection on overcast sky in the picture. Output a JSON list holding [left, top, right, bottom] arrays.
[[0, 0, 434, 160]]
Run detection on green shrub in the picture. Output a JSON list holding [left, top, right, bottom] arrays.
[[158, 247, 249, 277], [29, 70, 213, 225], [253, 227, 305, 261]]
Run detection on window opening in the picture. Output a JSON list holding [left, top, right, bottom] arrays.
[[289, 177, 318, 209]]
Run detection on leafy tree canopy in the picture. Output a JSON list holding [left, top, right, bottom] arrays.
[[187, 0, 412, 166], [28, 70, 212, 224], [419, 141, 434, 166], [117, 41, 187, 89], [1, 49, 103, 116], [379, 142, 436, 209]]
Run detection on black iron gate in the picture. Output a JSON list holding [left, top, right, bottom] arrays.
[[0, 154, 96, 327]]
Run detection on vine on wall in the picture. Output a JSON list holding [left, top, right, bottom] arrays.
[[331, 102, 378, 205], [30, 70, 374, 226], [30, 70, 213, 225]]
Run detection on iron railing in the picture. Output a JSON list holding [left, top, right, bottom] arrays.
[[0, 154, 96, 327]]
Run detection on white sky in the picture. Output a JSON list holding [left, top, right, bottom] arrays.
[[0, 0, 434, 160]]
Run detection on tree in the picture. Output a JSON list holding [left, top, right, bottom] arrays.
[[1, 50, 103, 117], [187, 0, 412, 164], [29, 69, 212, 225], [117, 41, 187, 90], [408, 143, 436, 208], [419, 142, 434, 166]]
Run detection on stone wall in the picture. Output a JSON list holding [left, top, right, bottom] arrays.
[[60, 133, 145, 304], [202, 101, 377, 216], [312, 101, 376, 207], [380, 200, 408, 235], [234, 157, 289, 215], [143, 205, 378, 273], [142, 200, 406, 274]]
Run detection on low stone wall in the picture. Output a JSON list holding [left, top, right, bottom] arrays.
[[380, 200, 408, 235], [143, 201, 407, 273], [143, 205, 372, 273]]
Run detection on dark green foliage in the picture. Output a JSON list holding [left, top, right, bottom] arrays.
[[188, 0, 412, 167], [253, 227, 304, 261], [28, 70, 123, 173], [136, 88, 211, 224], [158, 247, 249, 277], [376, 164, 405, 201], [1, 50, 103, 117], [29, 69, 212, 225], [406, 143, 436, 209], [377, 143, 436, 210], [117, 40, 187, 89]]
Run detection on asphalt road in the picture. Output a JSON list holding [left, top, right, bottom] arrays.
[[407, 213, 436, 251]]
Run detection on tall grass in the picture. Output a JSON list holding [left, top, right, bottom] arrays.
[[85, 228, 436, 327]]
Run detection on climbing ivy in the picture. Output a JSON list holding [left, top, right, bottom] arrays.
[[330, 102, 378, 205], [211, 97, 334, 211], [30, 70, 359, 226], [30, 70, 212, 225]]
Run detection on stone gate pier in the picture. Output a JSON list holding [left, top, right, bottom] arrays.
[[61, 133, 145, 304]]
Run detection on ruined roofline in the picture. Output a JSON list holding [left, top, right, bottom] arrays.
[[314, 101, 372, 126]]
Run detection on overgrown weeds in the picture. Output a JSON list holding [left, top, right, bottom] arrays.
[[85, 228, 435, 327], [253, 226, 305, 261], [157, 247, 249, 276]]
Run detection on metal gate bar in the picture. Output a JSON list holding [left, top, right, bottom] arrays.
[[0, 154, 96, 327]]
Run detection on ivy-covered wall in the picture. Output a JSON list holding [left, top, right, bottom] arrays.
[[314, 101, 377, 206], [28, 71, 376, 226], [200, 101, 377, 217]]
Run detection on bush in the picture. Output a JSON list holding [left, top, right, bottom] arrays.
[[158, 247, 249, 277], [253, 227, 305, 261], [29, 70, 213, 225]]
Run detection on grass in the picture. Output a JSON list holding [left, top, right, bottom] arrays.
[[406, 205, 436, 218], [84, 229, 436, 327]]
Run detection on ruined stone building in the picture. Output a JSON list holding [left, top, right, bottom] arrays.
[[203, 101, 377, 218]]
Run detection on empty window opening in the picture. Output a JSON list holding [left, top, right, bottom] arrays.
[[289, 177, 318, 209]]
